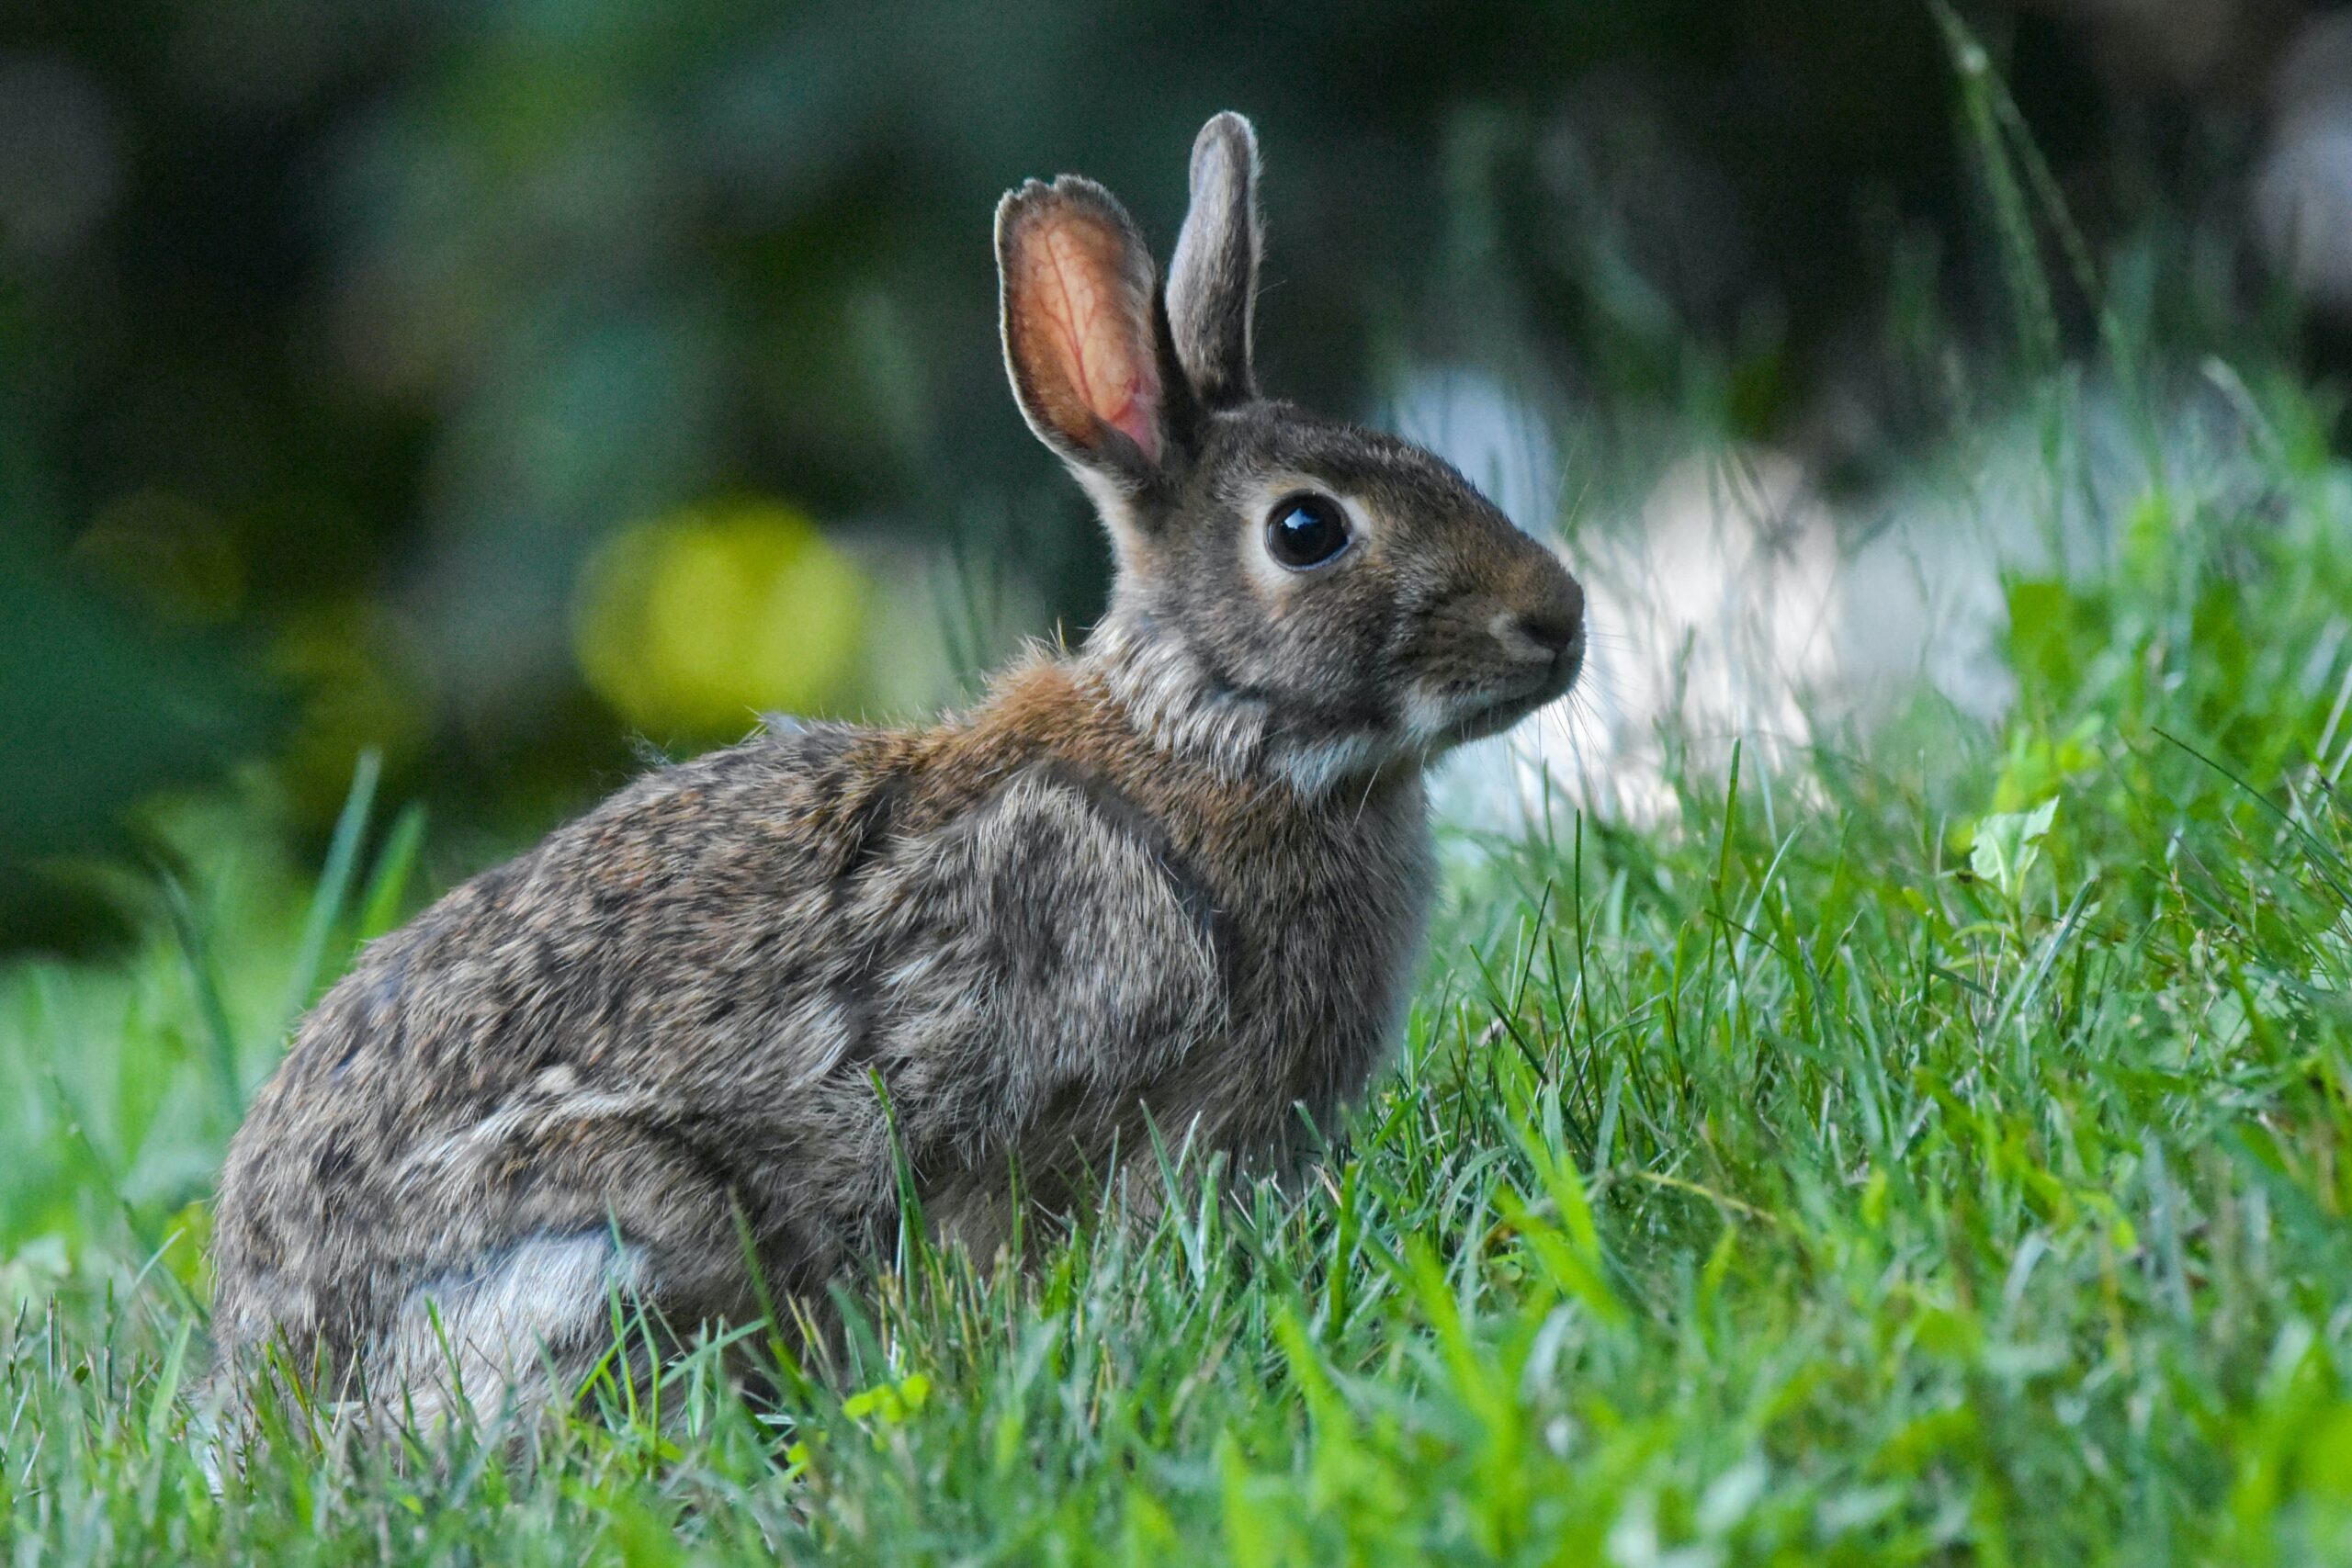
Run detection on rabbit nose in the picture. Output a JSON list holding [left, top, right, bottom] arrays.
[[1514, 577, 1585, 661]]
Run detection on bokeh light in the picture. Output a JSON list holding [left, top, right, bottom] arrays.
[[572, 500, 869, 739]]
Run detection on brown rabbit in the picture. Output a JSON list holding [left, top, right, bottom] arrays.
[[207, 112, 1585, 1427]]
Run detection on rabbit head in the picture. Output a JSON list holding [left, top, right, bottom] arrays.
[[998, 112, 1585, 795]]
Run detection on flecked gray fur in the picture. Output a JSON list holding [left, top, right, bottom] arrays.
[[208, 112, 1586, 1429]]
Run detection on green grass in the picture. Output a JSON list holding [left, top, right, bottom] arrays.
[[9, 352, 2352, 1563]]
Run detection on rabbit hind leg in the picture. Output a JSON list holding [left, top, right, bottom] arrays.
[[370, 1226, 659, 1437]]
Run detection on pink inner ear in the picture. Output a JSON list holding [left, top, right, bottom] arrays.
[[1023, 216, 1161, 463]]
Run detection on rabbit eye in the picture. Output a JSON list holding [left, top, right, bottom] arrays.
[[1266, 493, 1352, 570]]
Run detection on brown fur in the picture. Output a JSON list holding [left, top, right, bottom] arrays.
[[207, 113, 1584, 1430]]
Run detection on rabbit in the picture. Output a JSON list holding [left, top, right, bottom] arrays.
[[205, 111, 1586, 1432]]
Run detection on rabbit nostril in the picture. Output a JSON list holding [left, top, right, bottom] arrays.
[[1515, 607, 1582, 659]]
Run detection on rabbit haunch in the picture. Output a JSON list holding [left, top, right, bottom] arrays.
[[206, 112, 1583, 1431]]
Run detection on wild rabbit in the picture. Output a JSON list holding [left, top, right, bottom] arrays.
[[208, 112, 1585, 1428]]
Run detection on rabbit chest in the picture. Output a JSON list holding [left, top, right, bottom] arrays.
[[1156, 763, 1437, 1154]]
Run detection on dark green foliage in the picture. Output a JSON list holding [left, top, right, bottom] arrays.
[[0, 0, 2136, 949]]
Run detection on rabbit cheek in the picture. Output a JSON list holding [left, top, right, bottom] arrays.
[[1241, 586, 1410, 792]]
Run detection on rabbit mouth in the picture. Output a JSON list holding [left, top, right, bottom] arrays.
[[1442, 654, 1582, 744], [1448, 692, 1549, 743]]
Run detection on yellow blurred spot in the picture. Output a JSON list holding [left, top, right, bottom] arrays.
[[573, 500, 867, 737]]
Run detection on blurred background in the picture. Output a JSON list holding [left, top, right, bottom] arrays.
[[5, 0, 2349, 951]]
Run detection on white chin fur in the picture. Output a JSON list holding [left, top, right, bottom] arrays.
[[1400, 682, 1467, 750], [1266, 731, 1385, 797]]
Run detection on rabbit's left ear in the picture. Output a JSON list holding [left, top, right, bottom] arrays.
[[999, 175, 1173, 488], [1168, 112, 1261, 410]]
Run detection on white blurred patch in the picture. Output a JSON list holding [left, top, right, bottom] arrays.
[[1590, 450, 1842, 817], [2257, 13, 2352, 313], [1429, 445, 1856, 830], [1404, 368, 2261, 840], [1389, 367, 1564, 537]]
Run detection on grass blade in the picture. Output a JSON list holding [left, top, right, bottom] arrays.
[[280, 747, 381, 1026], [356, 800, 427, 942], [160, 871, 243, 1120]]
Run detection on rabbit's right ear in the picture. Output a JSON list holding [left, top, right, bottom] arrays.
[[1167, 113, 1261, 410], [998, 177, 1173, 493]]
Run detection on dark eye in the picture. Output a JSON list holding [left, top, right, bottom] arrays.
[[1265, 493, 1352, 570]]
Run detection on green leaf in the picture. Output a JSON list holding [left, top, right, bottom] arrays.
[[1969, 796, 2058, 902]]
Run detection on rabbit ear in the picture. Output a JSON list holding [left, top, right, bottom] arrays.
[[998, 176, 1172, 486], [1168, 112, 1261, 410]]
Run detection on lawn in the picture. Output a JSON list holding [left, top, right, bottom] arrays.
[[8, 350, 2352, 1563]]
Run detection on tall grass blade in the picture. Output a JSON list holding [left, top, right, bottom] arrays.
[[160, 870, 243, 1120], [280, 748, 381, 1026], [356, 800, 427, 942]]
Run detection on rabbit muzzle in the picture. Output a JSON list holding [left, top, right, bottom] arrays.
[[1398, 552, 1585, 749]]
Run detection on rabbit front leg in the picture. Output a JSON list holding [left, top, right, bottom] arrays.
[[856, 765, 1229, 1254]]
